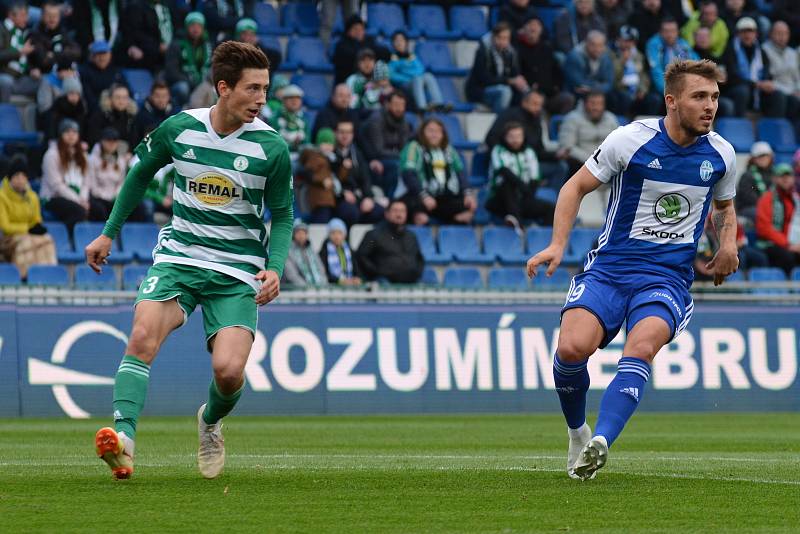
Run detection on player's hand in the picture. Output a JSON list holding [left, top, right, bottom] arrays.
[[705, 247, 739, 286], [526, 244, 564, 279], [255, 270, 280, 305], [85, 235, 113, 274]]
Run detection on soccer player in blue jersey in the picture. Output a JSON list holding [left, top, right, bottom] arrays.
[[527, 59, 740, 480]]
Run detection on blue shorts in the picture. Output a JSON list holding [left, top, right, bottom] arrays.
[[561, 269, 693, 349]]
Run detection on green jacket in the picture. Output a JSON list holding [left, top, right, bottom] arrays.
[[681, 15, 729, 58]]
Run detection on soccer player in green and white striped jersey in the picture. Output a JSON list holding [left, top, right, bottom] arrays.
[[86, 41, 293, 480]]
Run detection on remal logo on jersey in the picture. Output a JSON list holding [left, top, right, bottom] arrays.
[[187, 172, 242, 207], [653, 192, 691, 225], [700, 160, 713, 182]]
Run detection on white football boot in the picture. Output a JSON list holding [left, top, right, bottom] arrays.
[[573, 435, 609, 481], [197, 404, 225, 479], [566, 423, 593, 480]]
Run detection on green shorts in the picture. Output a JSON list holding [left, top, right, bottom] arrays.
[[135, 262, 258, 345]]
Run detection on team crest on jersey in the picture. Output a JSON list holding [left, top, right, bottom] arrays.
[[653, 192, 691, 225], [699, 160, 713, 182], [233, 156, 249, 171], [186, 172, 242, 206]]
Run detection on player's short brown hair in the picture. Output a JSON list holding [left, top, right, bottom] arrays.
[[212, 41, 270, 95], [664, 59, 723, 97]]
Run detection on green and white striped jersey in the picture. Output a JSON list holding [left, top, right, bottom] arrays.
[[104, 107, 294, 292]]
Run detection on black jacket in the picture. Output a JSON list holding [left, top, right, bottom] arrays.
[[465, 41, 520, 102], [114, 0, 166, 70], [48, 94, 88, 141], [87, 107, 138, 150], [332, 35, 391, 84], [358, 110, 412, 161], [484, 106, 556, 161], [357, 221, 424, 284], [29, 21, 82, 72], [133, 97, 174, 146], [312, 100, 360, 141], [497, 3, 539, 33], [514, 33, 562, 97], [333, 144, 372, 200], [78, 62, 127, 114]]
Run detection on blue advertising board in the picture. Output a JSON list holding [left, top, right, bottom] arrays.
[[2, 303, 798, 417]]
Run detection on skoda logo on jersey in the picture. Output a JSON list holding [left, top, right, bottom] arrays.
[[187, 172, 242, 207], [654, 192, 691, 225], [27, 321, 127, 418], [233, 156, 249, 171], [699, 160, 714, 182]]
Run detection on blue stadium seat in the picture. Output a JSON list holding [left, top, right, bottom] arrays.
[[774, 152, 794, 166], [725, 270, 745, 282], [438, 225, 494, 264], [535, 187, 558, 205], [46, 221, 83, 263], [27, 264, 69, 286], [253, 3, 291, 35], [791, 267, 800, 282], [122, 69, 153, 106], [483, 226, 527, 265], [536, 7, 562, 37], [408, 5, 460, 40], [437, 77, 474, 112], [443, 266, 484, 288], [488, 267, 528, 289], [74, 264, 117, 290], [421, 266, 440, 285], [281, 2, 320, 36], [0, 103, 38, 145], [291, 74, 330, 109], [121, 222, 159, 262], [757, 118, 797, 154], [526, 227, 552, 256], [473, 188, 490, 225], [415, 41, 468, 76], [286, 37, 333, 73], [367, 3, 413, 37], [531, 267, 571, 289], [450, 6, 488, 39], [74, 222, 133, 265], [405, 112, 420, 133], [431, 113, 479, 151], [122, 265, 151, 290], [0, 263, 21, 285], [563, 228, 598, 265], [407, 225, 452, 264], [715, 118, 754, 153], [470, 151, 489, 181], [749, 266, 787, 294], [549, 114, 564, 141]]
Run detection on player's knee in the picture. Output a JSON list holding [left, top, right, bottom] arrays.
[[126, 324, 160, 363], [624, 339, 660, 361], [213, 366, 244, 392], [556, 339, 595, 363]]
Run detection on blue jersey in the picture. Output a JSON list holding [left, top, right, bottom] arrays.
[[583, 118, 736, 286]]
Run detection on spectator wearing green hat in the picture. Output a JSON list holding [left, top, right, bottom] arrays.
[[755, 162, 800, 275], [234, 17, 282, 74], [347, 51, 394, 117], [165, 11, 212, 108], [261, 74, 289, 123]]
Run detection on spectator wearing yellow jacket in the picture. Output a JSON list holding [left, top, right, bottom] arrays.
[[0, 156, 56, 278], [681, 1, 730, 58]]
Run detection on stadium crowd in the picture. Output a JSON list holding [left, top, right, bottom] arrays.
[[0, 0, 799, 286]]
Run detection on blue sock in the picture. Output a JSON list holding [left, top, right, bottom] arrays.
[[595, 357, 651, 447], [553, 353, 590, 429]]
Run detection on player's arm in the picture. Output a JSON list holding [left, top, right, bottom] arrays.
[[85, 123, 173, 272], [527, 166, 603, 277], [256, 145, 294, 305], [708, 198, 739, 286]]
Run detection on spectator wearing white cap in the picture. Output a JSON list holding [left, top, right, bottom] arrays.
[[270, 84, 310, 160], [319, 218, 362, 286], [728, 16, 788, 117], [737, 141, 775, 224]]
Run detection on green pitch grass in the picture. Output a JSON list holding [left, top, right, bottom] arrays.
[[1, 413, 798, 533]]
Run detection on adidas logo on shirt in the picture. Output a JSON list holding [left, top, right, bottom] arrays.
[[620, 387, 640, 402], [182, 148, 197, 160], [647, 158, 662, 170]]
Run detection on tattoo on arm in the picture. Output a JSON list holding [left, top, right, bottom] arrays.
[[712, 207, 734, 240]]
